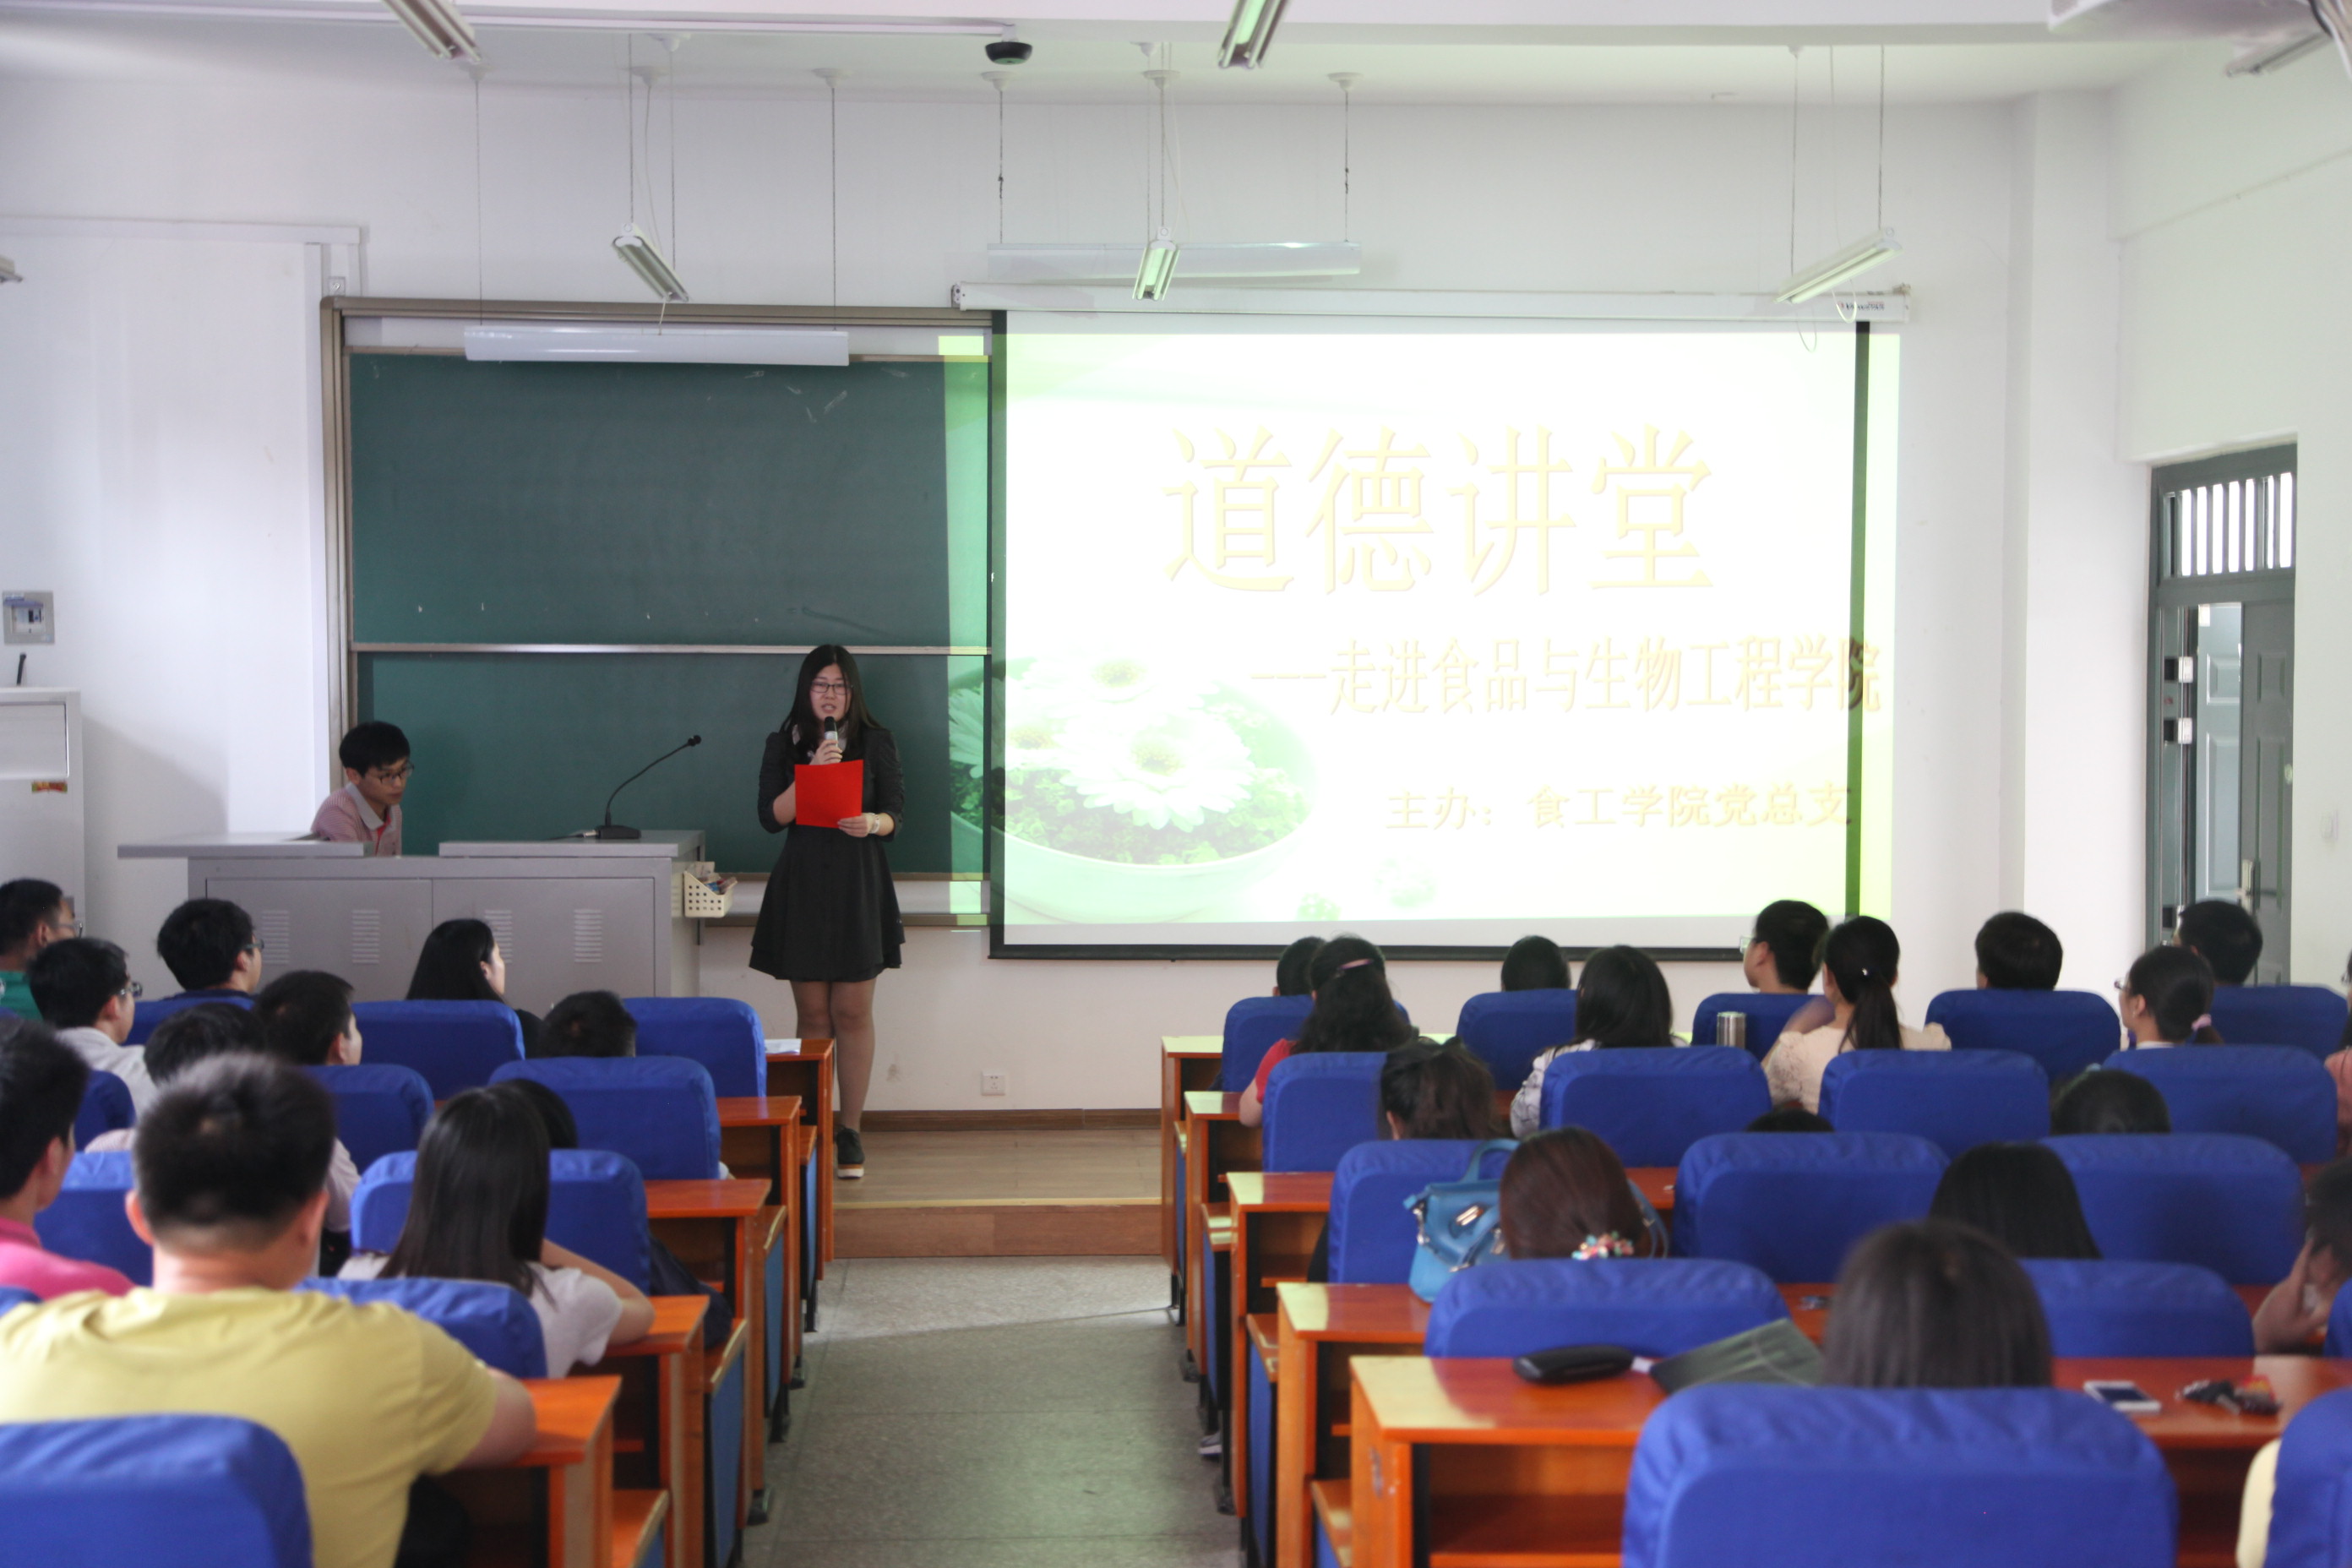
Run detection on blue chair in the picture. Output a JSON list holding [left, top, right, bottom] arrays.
[[0, 1414, 312, 1568], [126, 992, 253, 1046], [1924, 989, 2122, 1081], [351, 999, 524, 1098], [491, 1057, 721, 1180], [303, 1063, 434, 1173], [2317, 1280, 2352, 1358], [1816, 1049, 2050, 1157], [1221, 995, 1315, 1092], [0, 1284, 37, 1313], [1673, 1132, 1946, 1282], [2105, 1048, 2337, 1162], [1261, 1054, 1385, 1173], [1620, 1386, 2177, 1568], [353, 1147, 653, 1289], [1327, 1140, 1506, 1284], [2268, 1389, 2352, 1568], [2045, 1133, 2302, 1284], [301, 1276, 548, 1377], [2212, 984, 2349, 1060], [2020, 1260, 2254, 1357], [74, 1070, 134, 1150], [1455, 991, 1577, 1096], [1690, 993, 1816, 1059], [626, 996, 767, 1098], [1538, 1048, 1772, 1167], [33, 1151, 147, 1285], [1424, 1258, 1788, 1358]]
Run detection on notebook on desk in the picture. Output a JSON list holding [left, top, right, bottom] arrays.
[[1649, 1319, 1825, 1393]]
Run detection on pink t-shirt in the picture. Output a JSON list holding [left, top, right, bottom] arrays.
[[309, 782, 401, 857], [0, 1216, 133, 1300]]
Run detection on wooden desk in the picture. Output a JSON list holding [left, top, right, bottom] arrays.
[[1163, 1035, 1225, 1293], [445, 1375, 619, 1568], [1225, 1173, 1337, 1533], [716, 1092, 808, 1423], [1345, 1354, 2352, 1568], [603, 1297, 709, 1568], [1275, 1283, 1428, 1568], [1775, 1282, 2282, 1347], [1627, 1168, 1674, 1217], [1182, 1089, 1260, 1375], [645, 1174, 770, 1527], [761, 1037, 836, 1276]]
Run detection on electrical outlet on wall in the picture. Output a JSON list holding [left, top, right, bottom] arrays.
[[981, 1070, 1008, 1097]]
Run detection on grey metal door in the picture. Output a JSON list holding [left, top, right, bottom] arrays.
[[2240, 600, 2293, 981]]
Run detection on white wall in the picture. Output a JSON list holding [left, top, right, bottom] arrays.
[[0, 68, 2142, 1104]]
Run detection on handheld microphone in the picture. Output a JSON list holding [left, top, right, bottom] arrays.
[[592, 735, 701, 841], [824, 722, 841, 757]]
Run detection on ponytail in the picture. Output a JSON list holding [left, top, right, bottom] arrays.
[[1823, 916, 1906, 1054], [2125, 945, 2221, 1044], [1294, 934, 1414, 1056]]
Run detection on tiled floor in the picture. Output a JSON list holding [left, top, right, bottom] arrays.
[[745, 1256, 1238, 1567], [843, 1130, 1159, 1206]]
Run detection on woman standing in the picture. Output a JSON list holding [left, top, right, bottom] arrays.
[[750, 645, 904, 1179]]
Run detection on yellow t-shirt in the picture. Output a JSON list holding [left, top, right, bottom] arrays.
[[0, 1288, 498, 1568]]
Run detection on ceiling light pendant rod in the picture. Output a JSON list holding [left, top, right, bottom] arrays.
[[1329, 72, 1358, 244], [1876, 46, 1886, 231], [470, 62, 485, 313], [1786, 45, 1801, 276], [1135, 60, 1181, 302], [815, 67, 846, 308], [983, 70, 1010, 245]]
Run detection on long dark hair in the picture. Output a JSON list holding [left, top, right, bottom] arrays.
[[1823, 1219, 2052, 1389], [1379, 1038, 1496, 1140], [2125, 945, 2222, 1043], [1293, 934, 1414, 1056], [407, 918, 501, 1003], [782, 644, 881, 760], [1928, 1143, 2101, 1260], [1573, 946, 1674, 1049], [379, 1086, 547, 1297], [1823, 916, 1906, 1054], [1498, 1127, 1659, 1260]]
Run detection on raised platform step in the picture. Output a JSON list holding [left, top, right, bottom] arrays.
[[835, 1126, 1159, 1257], [836, 1197, 1157, 1257]]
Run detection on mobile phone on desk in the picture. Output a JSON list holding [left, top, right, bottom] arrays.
[[2084, 1380, 2160, 1414]]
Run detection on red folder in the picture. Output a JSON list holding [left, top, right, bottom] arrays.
[[793, 761, 865, 828]]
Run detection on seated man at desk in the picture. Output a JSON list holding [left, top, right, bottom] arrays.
[[0, 1054, 536, 1568], [310, 720, 410, 857]]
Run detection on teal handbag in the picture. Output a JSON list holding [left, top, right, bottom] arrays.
[[1404, 1139, 1520, 1303]]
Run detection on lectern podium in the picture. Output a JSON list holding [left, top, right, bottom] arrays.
[[118, 831, 705, 1010]]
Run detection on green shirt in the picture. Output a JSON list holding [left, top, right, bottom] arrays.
[[0, 972, 34, 1020]]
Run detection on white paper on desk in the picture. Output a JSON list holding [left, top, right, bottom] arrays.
[[765, 1037, 802, 1055]]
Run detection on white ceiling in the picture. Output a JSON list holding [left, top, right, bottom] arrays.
[[0, 0, 2210, 100]]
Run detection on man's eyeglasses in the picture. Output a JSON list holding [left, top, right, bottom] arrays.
[[117, 981, 144, 1001], [366, 764, 415, 784]]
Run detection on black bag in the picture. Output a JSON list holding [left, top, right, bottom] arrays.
[[648, 1238, 731, 1351]]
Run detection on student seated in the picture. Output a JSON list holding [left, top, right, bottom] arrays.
[[0, 879, 74, 1021], [155, 897, 264, 999], [536, 989, 638, 1059], [1974, 911, 2065, 990], [1273, 935, 1325, 999], [1745, 1107, 1835, 1134], [311, 720, 410, 858], [1762, 917, 1948, 1114], [409, 918, 542, 1056], [0, 1025, 134, 1298], [1745, 898, 1829, 997], [27, 936, 156, 1112], [1497, 1126, 1664, 1260], [2050, 1068, 2172, 1135], [1238, 935, 1415, 1130], [2116, 945, 2223, 1048], [253, 971, 365, 1234], [1380, 1037, 1499, 1142], [1500, 934, 1571, 992], [1510, 945, 1678, 1136], [2176, 898, 2262, 986], [2241, 1162, 2352, 1563], [1928, 1142, 2101, 1260], [342, 1085, 653, 1374], [1822, 1218, 2052, 1388], [0, 1054, 536, 1568], [84, 1004, 270, 1152]]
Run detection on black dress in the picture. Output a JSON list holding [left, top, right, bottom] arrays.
[[749, 723, 906, 983]]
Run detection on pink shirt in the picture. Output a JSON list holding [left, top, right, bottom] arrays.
[[310, 782, 401, 857], [0, 1216, 133, 1300]]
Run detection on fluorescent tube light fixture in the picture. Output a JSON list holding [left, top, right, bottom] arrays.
[[1217, 0, 1288, 68], [1774, 226, 1902, 305], [380, 0, 480, 63], [612, 226, 688, 303], [2226, 28, 2330, 73], [1134, 231, 1180, 302], [463, 325, 849, 366], [0, 255, 19, 285]]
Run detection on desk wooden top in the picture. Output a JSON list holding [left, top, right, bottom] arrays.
[[516, 1375, 620, 1467], [765, 1037, 835, 1065], [1353, 1354, 2352, 1450], [1184, 1090, 1244, 1119], [1628, 1168, 1674, 1214], [1166, 1036, 1222, 1056], [1774, 1282, 2279, 1346], [715, 1095, 804, 1128], [644, 1179, 771, 1220], [600, 1296, 710, 1358], [1228, 1172, 1336, 1211], [1278, 1282, 1428, 1342]]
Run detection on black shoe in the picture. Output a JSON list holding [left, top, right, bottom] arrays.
[[835, 1125, 866, 1179]]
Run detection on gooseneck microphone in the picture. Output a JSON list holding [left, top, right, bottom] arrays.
[[592, 735, 701, 841]]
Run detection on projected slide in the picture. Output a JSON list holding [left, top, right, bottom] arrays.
[[994, 319, 1894, 951]]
